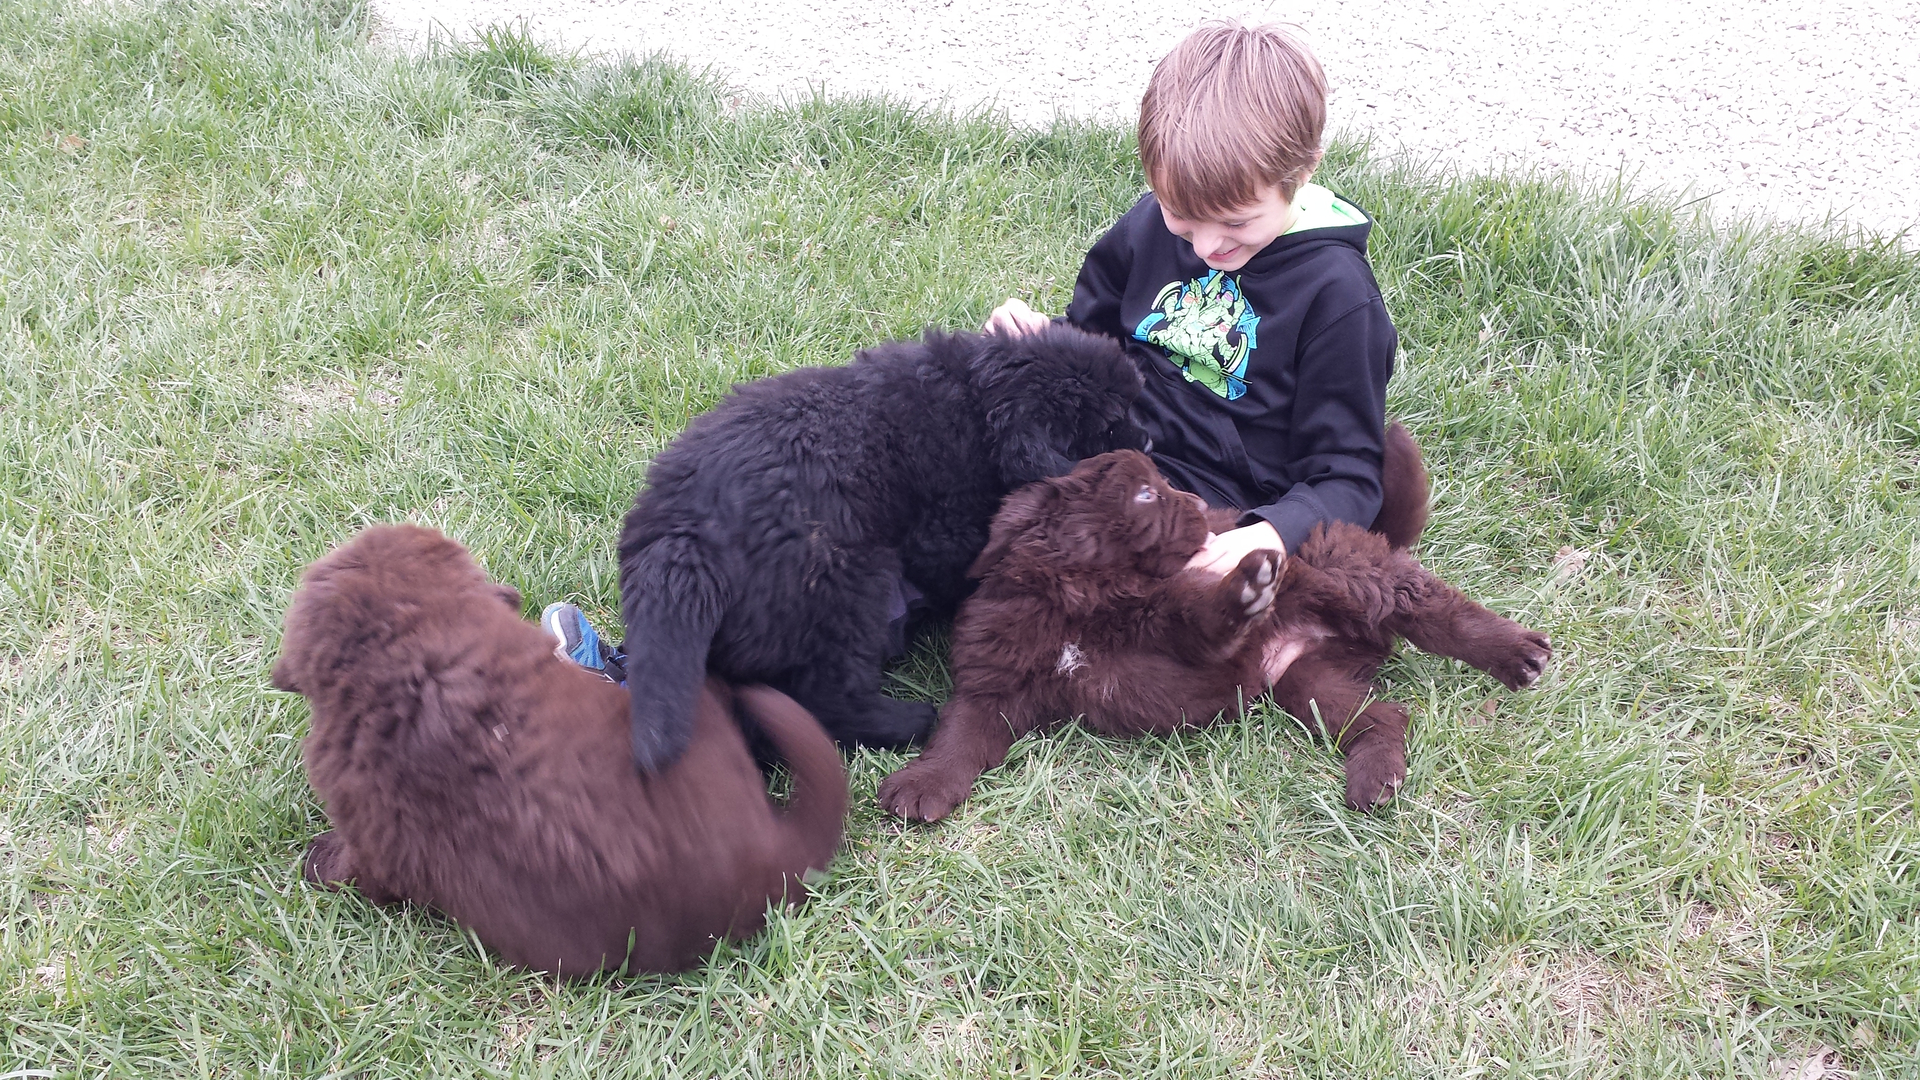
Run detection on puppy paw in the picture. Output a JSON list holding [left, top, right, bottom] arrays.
[[302, 830, 355, 890], [1229, 548, 1282, 619], [877, 760, 977, 823], [1488, 629, 1552, 691], [1343, 741, 1407, 813]]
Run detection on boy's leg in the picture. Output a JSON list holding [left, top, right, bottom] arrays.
[[541, 603, 627, 683]]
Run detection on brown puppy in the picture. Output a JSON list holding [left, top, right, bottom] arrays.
[[273, 524, 848, 977], [878, 425, 1550, 820]]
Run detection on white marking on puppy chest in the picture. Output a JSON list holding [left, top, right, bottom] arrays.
[[1056, 642, 1088, 676]]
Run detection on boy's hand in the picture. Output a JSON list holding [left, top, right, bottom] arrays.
[[1186, 521, 1285, 579], [983, 297, 1051, 337]]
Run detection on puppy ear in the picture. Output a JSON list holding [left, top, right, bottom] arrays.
[[1053, 511, 1111, 566], [973, 335, 1080, 487], [968, 482, 1059, 579], [492, 583, 523, 612], [986, 400, 1076, 487]]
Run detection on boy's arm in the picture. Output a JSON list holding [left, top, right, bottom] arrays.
[[1186, 519, 1285, 576], [983, 298, 1050, 335], [1240, 293, 1396, 553]]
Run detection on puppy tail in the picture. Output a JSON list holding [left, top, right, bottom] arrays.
[[619, 536, 726, 773], [735, 685, 849, 878], [1371, 422, 1430, 551]]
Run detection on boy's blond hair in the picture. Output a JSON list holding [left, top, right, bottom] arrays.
[[1138, 22, 1328, 219]]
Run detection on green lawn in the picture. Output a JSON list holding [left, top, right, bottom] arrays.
[[2, 1, 1916, 1075]]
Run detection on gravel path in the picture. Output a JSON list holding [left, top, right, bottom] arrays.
[[370, 0, 1918, 240]]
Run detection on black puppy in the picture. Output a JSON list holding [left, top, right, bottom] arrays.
[[620, 324, 1148, 771]]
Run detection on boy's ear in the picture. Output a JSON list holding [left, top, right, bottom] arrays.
[[1291, 152, 1323, 195]]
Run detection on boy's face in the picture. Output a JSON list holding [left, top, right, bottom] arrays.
[[1158, 182, 1299, 273]]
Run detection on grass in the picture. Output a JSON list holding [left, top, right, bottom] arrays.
[[1, 0, 1916, 1075]]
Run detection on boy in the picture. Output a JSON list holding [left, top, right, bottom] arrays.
[[988, 21, 1394, 578], [547, 21, 1393, 677]]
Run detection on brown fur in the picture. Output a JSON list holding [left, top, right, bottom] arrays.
[[273, 524, 848, 977], [877, 424, 1550, 820]]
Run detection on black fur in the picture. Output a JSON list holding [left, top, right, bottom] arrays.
[[619, 325, 1148, 771]]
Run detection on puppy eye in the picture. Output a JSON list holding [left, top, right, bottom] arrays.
[[1134, 485, 1157, 503]]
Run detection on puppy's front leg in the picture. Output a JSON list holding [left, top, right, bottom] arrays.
[[303, 829, 399, 905], [877, 696, 1029, 823], [1154, 549, 1281, 666]]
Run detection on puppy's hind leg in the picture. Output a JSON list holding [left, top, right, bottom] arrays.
[[779, 556, 938, 751], [1383, 558, 1552, 691], [1270, 653, 1409, 813], [784, 653, 938, 751]]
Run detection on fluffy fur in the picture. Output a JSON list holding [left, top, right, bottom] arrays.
[[878, 425, 1551, 820], [618, 324, 1149, 771], [274, 524, 848, 977]]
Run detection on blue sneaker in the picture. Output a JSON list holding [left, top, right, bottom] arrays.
[[541, 603, 625, 683]]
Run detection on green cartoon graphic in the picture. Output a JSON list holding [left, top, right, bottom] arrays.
[[1133, 271, 1261, 399]]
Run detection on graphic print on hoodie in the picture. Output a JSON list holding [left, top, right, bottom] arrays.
[[1133, 271, 1261, 399]]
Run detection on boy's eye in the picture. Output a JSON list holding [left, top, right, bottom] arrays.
[[1134, 486, 1157, 504]]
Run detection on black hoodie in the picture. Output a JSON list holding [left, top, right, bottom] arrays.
[[1064, 187, 1396, 553]]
